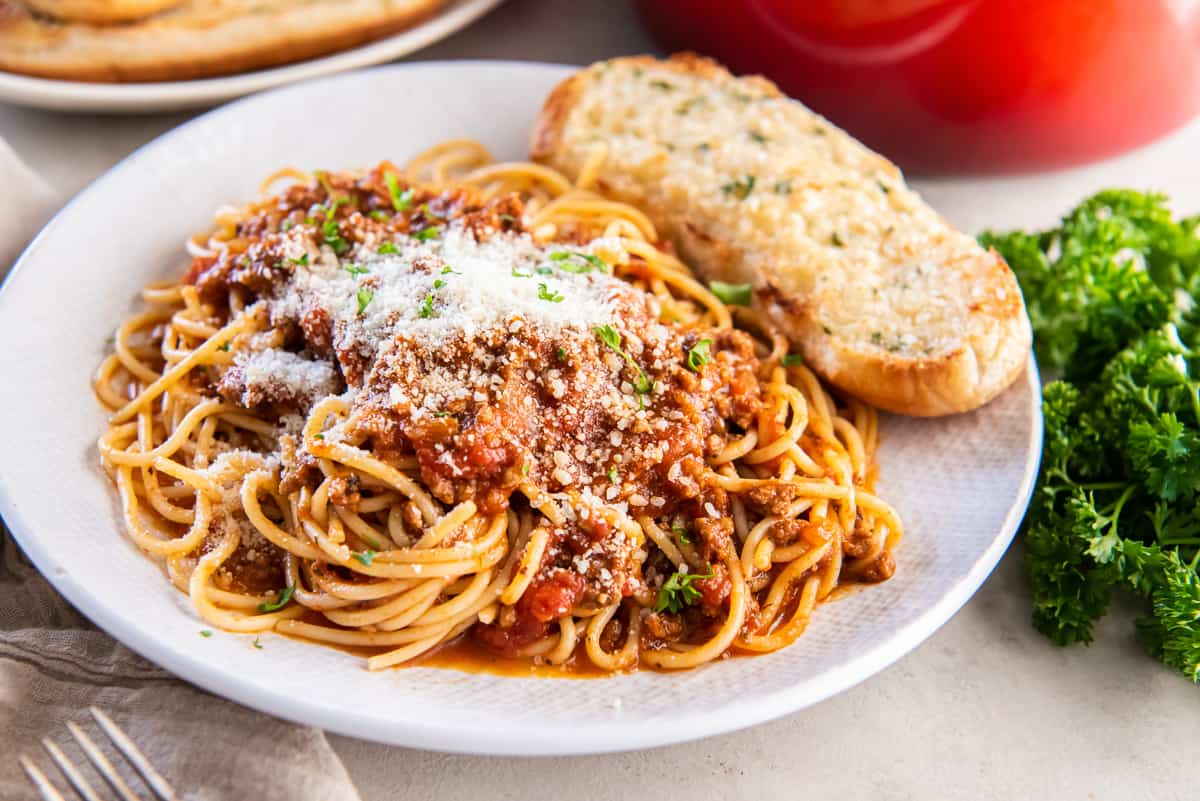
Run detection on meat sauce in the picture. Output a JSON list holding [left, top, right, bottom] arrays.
[[185, 166, 797, 659]]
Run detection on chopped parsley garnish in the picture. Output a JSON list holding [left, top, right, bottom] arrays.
[[782, 353, 804, 367], [352, 550, 376, 566], [289, 253, 309, 266], [672, 524, 692, 545], [344, 263, 369, 276], [281, 219, 295, 232], [418, 293, 436, 318], [377, 242, 399, 255], [710, 281, 752, 306], [877, 181, 892, 195], [432, 411, 452, 418], [649, 79, 675, 91], [356, 287, 374, 314], [257, 586, 295, 612], [831, 231, 845, 247], [550, 251, 609, 274], [870, 331, 884, 346], [654, 564, 714, 613], [499, 213, 517, 224], [595, 324, 654, 407], [721, 175, 756, 200], [774, 180, 792, 196], [556, 346, 566, 361], [433, 279, 446, 289], [413, 226, 440, 242], [537, 283, 564, 303], [608, 467, 619, 484], [536, 265, 554, 276], [441, 265, 458, 275], [314, 433, 325, 440], [512, 267, 531, 278], [199, 630, 213, 638], [384, 171, 412, 212], [322, 216, 348, 255], [520, 463, 530, 475], [253, 637, 263, 650], [218, 341, 231, 352], [369, 209, 391, 221], [686, 338, 714, 371], [748, 130, 768, 144]]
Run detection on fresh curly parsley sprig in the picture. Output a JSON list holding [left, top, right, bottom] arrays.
[[984, 190, 1200, 679]]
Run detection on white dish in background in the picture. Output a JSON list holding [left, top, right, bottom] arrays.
[[0, 61, 1041, 755], [0, 0, 503, 113]]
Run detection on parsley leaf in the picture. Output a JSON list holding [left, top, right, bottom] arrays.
[[353, 550, 377, 566], [595, 324, 654, 407], [413, 227, 440, 242], [710, 281, 752, 306], [253, 636, 263, 650], [686, 338, 714, 371], [356, 287, 374, 314], [654, 564, 715, 614], [289, 253, 309, 266], [199, 630, 213, 638], [550, 251, 608, 274], [257, 586, 295, 612], [721, 175, 756, 200], [377, 242, 399, 255], [782, 353, 804, 367], [608, 467, 619, 483], [512, 267, 531, 278], [321, 215, 348, 255], [434, 279, 446, 289], [369, 209, 391, 222], [418, 293, 436, 318], [672, 524, 692, 545], [344, 263, 369, 276], [537, 283, 564, 303], [384, 171, 412, 212]]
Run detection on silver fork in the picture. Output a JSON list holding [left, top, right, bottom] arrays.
[[18, 707, 181, 801]]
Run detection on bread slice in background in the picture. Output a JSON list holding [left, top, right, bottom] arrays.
[[0, 0, 443, 83], [531, 54, 1032, 417]]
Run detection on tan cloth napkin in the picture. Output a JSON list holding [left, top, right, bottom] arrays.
[[0, 140, 363, 801]]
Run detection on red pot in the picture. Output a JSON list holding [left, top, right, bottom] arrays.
[[634, 0, 1200, 174]]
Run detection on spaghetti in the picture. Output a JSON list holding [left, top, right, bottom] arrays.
[[94, 140, 902, 673]]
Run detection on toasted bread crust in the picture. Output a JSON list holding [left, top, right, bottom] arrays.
[[531, 54, 1031, 417], [0, 0, 443, 83]]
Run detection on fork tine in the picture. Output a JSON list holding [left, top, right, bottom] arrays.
[[66, 720, 146, 801], [41, 738, 105, 801], [89, 708, 183, 801], [18, 754, 70, 801]]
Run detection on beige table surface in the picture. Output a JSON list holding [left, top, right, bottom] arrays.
[[3, 1, 1199, 798]]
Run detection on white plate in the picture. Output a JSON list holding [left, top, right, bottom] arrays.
[[0, 0, 503, 113], [0, 61, 1041, 756]]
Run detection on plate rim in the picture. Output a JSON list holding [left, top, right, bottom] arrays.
[[0, 60, 1044, 755], [0, 0, 505, 113]]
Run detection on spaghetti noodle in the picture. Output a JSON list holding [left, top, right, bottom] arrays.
[[94, 140, 902, 672]]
